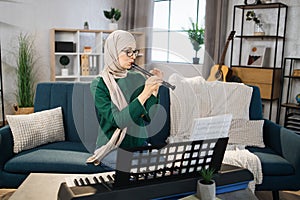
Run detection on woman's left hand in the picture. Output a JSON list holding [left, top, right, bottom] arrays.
[[150, 68, 164, 80], [149, 68, 163, 97]]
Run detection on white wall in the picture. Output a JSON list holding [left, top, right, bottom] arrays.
[[0, 0, 126, 115]]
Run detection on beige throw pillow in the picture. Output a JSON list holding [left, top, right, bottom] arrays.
[[6, 107, 65, 153], [228, 119, 264, 148]]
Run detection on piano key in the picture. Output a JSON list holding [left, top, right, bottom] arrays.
[[79, 178, 85, 185], [107, 175, 114, 182], [74, 179, 80, 186], [85, 177, 91, 185]]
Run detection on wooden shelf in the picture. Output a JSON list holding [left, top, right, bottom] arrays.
[[281, 103, 300, 109]]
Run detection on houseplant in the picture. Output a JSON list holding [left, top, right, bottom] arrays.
[[103, 8, 121, 30], [13, 33, 37, 114], [246, 10, 265, 36], [187, 19, 204, 64], [196, 168, 216, 200]]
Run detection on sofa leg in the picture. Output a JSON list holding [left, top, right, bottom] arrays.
[[272, 190, 279, 200]]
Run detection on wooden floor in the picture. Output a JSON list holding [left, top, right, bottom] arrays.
[[256, 190, 300, 200]]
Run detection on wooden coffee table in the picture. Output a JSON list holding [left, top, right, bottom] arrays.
[[9, 173, 258, 200]]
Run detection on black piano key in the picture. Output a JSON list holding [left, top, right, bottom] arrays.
[[74, 179, 80, 186], [99, 176, 106, 183], [107, 175, 114, 182], [85, 177, 91, 185], [79, 178, 85, 186], [93, 176, 100, 184]]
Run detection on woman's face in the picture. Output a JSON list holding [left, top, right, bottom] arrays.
[[118, 47, 138, 70]]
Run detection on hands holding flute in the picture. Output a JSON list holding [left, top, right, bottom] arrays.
[[138, 68, 163, 105]]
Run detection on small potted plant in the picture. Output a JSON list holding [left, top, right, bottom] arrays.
[[246, 10, 265, 36], [196, 167, 216, 200], [84, 21, 89, 30], [186, 19, 205, 64], [103, 8, 121, 30]]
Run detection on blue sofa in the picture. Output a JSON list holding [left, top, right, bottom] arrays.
[[0, 82, 299, 200]]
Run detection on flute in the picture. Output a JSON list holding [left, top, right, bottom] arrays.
[[131, 63, 176, 90]]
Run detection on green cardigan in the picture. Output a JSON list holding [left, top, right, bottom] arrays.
[[90, 71, 159, 149]]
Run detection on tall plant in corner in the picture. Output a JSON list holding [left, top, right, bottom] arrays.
[[14, 33, 36, 114]]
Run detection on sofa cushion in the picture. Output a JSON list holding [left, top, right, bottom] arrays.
[[229, 119, 265, 148], [247, 146, 295, 176], [4, 141, 112, 174], [6, 107, 65, 153]]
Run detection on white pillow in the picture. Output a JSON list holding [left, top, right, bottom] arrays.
[[228, 119, 264, 148], [6, 107, 65, 153]]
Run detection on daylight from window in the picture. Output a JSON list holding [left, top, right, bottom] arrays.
[[152, 0, 206, 63]]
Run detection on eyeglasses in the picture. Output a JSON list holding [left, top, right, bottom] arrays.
[[122, 48, 139, 57]]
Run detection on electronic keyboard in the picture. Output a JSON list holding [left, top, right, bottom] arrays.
[[57, 138, 253, 200]]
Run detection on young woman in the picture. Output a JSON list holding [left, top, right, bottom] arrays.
[[87, 30, 163, 165]]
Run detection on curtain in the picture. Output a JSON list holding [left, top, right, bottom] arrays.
[[123, 0, 154, 65], [203, 0, 229, 78]]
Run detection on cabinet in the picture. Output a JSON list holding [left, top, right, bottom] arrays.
[[50, 28, 145, 82], [279, 57, 300, 134], [230, 3, 288, 121]]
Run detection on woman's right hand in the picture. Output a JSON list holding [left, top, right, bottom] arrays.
[[138, 76, 162, 105]]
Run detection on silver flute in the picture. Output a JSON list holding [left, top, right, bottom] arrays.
[[131, 63, 176, 90]]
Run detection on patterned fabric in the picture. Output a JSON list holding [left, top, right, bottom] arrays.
[[6, 107, 65, 153], [229, 119, 265, 148]]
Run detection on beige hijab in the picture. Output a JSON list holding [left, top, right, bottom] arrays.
[[86, 30, 137, 165]]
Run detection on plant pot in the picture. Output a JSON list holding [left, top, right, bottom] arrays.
[[61, 68, 69, 76], [13, 104, 34, 115], [196, 179, 216, 200], [193, 57, 200, 64], [109, 23, 118, 30]]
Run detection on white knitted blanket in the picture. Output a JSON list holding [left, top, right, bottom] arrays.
[[223, 146, 263, 192], [167, 74, 253, 142], [167, 74, 263, 192]]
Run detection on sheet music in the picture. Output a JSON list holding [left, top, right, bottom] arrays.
[[190, 114, 232, 141]]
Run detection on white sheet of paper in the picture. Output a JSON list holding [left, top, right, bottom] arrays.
[[190, 114, 232, 141]]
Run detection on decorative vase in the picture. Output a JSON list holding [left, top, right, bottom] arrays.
[[61, 68, 69, 76], [254, 23, 265, 36], [193, 57, 200, 64], [196, 180, 216, 200], [109, 23, 118, 30]]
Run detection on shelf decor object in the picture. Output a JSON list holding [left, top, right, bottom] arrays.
[[230, 3, 288, 122], [59, 55, 70, 76], [296, 94, 300, 105]]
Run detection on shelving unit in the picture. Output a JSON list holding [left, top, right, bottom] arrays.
[[279, 57, 300, 134], [230, 3, 288, 121], [0, 43, 5, 127], [50, 28, 145, 82]]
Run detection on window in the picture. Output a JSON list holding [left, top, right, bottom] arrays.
[[152, 0, 206, 63]]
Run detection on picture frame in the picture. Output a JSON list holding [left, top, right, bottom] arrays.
[[247, 45, 269, 67]]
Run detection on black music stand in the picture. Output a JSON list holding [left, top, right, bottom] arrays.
[[113, 137, 228, 189]]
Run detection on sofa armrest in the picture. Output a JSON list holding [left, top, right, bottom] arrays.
[[263, 119, 300, 171], [0, 125, 14, 169]]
